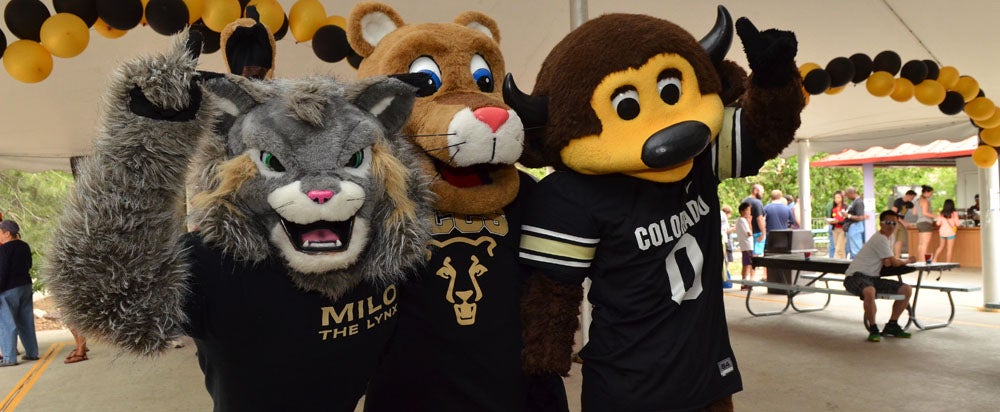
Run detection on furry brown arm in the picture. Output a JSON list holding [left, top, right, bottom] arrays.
[[521, 272, 583, 376], [44, 33, 213, 356]]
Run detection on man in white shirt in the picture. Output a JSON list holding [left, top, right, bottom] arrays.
[[844, 210, 915, 342]]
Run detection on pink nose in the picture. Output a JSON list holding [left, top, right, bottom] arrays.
[[307, 190, 334, 204], [473, 107, 510, 132]]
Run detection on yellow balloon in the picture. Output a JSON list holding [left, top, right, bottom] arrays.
[[953, 76, 980, 102], [866, 71, 895, 97], [981, 127, 1000, 147], [798, 62, 821, 80], [255, 0, 285, 34], [937, 66, 960, 89], [825, 85, 845, 95], [94, 17, 127, 39], [141, 0, 149, 26], [974, 109, 1000, 129], [289, 0, 326, 42], [2, 40, 54, 83], [914, 80, 946, 105], [890, 78, 914, 102], [203, 0, 241, 32], [184, 0, 204, 24], [40, 13, 90, 58], [324, 15, 346, 29], [972, 145, 998, 168], [964, 97, 996, 121]]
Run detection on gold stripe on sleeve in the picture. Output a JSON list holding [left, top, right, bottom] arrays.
[[520, 234, 597, 261]]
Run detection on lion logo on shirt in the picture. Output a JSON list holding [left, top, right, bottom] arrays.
[[427, 236, 498, 325]]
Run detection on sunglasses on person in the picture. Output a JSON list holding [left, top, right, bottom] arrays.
[[881, 220, 897, 226]]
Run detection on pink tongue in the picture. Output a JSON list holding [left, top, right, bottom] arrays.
[[301, 229, 340, 242]]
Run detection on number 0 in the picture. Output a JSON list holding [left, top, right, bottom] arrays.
[[665, 233, 704, 304]]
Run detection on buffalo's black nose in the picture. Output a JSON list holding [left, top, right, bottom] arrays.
[[641, 121, 712, 168]]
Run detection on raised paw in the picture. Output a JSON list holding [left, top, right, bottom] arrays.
[[120, 31, 204, 121], [736, 17, 798, 88]]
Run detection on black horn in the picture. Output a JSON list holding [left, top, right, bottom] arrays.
[[503, 73, 549, 128], [699, 5, 733, 65]]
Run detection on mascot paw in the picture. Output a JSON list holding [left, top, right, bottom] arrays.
[[735, 17, 798, 88], [124, 31, 205, 121]]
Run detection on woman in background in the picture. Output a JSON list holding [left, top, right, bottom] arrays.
[[826, 190, 848, 259], [933, 199, 961, 263]]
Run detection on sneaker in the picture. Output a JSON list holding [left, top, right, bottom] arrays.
[[867, 326, 881, 342], [23, 356, 39, 361], [881, 322, 912, 338]]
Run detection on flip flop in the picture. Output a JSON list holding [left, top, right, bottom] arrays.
[[64, 353, 88, 364]]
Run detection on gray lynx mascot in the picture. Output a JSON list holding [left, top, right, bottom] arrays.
[[45, 32, 433, 412]]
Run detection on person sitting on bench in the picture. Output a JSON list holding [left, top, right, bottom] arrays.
[[844, 210, 916, 342]]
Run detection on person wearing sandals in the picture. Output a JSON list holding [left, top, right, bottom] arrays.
[[65, 328, 89, 364], [0, 220, 40, 366], [933, 199, 961, 263]]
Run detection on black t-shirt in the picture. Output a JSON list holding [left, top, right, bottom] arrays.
[[0, 239, 31, 293], [365, 173, 536, 412], [893, 198, 914, 218], [742, 196, 764, 234], [519, 114, 758, 411], [844, 197, 865, 230], [182, 233, 397, 412]]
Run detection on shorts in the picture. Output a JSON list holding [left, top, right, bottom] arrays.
[[752, 232, 764, 256], [893, 224, 908, 242], [844, 273, 904, 298], [741, 250, 753, 266], [916, 221, 934, 233], [942, 235, 956, 240]]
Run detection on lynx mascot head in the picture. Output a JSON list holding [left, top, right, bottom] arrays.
[[347, 2, 525, 214]]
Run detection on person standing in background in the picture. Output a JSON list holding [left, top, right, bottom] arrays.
[[736, 202, 756, 285], [967, 194, 980, 226], [843, 187, 868, 259], [0, 220, 39, 366], [742, 184, 767, 257], [891, 190, 917, 259], [826, 190, 848, 259], [721, 205, 736, 288], [933, 199, 961, 263], [915, 185, 936, 263], [764, 190, 795, 231]]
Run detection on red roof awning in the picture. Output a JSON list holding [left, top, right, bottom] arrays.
[[811, 136, 977, 167]]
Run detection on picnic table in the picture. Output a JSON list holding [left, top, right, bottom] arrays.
[[731, 254, 979, 331]]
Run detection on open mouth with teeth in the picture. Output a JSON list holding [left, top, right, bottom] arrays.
[[434, 160, 503, 188], [280, 218, 354, 254]]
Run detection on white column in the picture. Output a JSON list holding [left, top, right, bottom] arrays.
[[981, 162, 1000, 309], [797, 140, 812, 231], [862, 163, 876, 241], [570, 0, 588, 29]]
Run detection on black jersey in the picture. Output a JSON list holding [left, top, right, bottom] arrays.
[[182, 233, 397, 412], [365, 173, 538, 412], [519, 108, 761, 411]]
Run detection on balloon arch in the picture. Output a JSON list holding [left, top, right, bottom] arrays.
[[799, 50, 1000, 168], [1, 0, 356, 82]]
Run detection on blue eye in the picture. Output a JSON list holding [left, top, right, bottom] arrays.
[[409, 56, 442, 95], [469, 54, 494, 93]]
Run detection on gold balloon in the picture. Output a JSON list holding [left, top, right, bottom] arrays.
[[325, 15, 346, 29], [255, 0, 285, 33], [974, 109, 1000, 129], [94, 18, 127, 39], [825, 85, 845, 95], [953, 76, 980, 102], [890, 78, 914, 102], [914, 80, 946, 105], [289, 0, 326, 42], [3, 40, 54, 83], [203, 0, 241, 32], [937, 66, 960, 89], [964, 97, 996, 121], [972, 145, 998, 168], [866, 71, 895, 97], [798, 62, 821, 80], [184, 0, 204, 24], [981, 127, 1000, 147], [40, 13, 90, 58], [141, 0, 149, 26]]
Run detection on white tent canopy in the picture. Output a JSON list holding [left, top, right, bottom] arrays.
[[2, 0, 999, 171]]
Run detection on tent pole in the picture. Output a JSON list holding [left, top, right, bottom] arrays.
[[570, 0, 593, 348], [863, 163, 876, 242], [797, 140, 812, 231], [570, 0, 588, 29], [981, 162, 1000, 309]]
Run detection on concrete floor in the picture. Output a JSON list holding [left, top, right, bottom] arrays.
[[2, 268, 998, 411]]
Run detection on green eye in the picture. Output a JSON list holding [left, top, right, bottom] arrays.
[[345, 150, 365, 168], [260, 151, 286, 172]]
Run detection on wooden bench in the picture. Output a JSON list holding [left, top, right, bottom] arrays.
[[728, 278, 904, 317]]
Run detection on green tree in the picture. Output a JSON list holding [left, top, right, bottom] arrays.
[[0, 170, 75, 291]]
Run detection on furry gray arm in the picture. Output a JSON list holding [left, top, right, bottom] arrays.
[[45, 35, 215, 355]]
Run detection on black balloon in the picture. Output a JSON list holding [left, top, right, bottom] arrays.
[[803, 69, 831, 95], [312, 25, 350, 63], [922, 60, 940, 80], [938, 91, 965, 115], [347, 50, 363, 69], [4, 0, 51, 41], [0, 30, 7, 58], [274, 13, 289, 40], [899, 60, 928, 84], [146, 0, 188, 35], [97, 0, 142, 30], [54, 0, 98, 27], [872, 50, 902, 75], [825, 57, 854, 88], [849, 53, 873, 83], [191, 20, 221, 54]]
